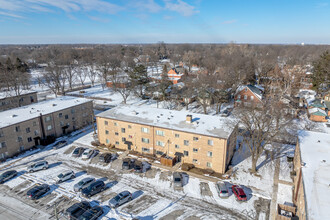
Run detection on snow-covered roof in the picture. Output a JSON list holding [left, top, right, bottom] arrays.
[[308, 108, 327, 116], [298, 130, 330, 220], [0, 96, 91, 128], [0, 90, 37, 100], [236, 85, 263, 100], [97, 105, 237, 139]]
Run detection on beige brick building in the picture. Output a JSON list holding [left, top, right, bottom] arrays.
[[293, 131, 330, 220], [0, 90, 38, 111], [96, 105, 238, 174], [0, 96, 93, 160]]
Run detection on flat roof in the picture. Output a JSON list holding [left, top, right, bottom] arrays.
[[97, 105, 237, 139], [298, 130, 330, 219], [0, 96, 92, 129], [0, 90, 37, 100]]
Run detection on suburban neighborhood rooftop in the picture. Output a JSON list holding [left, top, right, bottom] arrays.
[[97, 105, 237, 139], [0, 96, 91, 128], [298, 130, 330, 220]]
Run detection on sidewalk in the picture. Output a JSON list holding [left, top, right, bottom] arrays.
[[269, 158, 280, 220]]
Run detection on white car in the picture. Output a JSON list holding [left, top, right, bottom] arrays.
[[81, 149, 93, 159], [56, 170, 75, 183]]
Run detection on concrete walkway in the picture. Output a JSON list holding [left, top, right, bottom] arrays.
[[269, 158, 280, 220]]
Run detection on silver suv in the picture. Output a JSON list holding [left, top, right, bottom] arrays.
[[56, 170, 75, 183], [27, 161, 49, 173]]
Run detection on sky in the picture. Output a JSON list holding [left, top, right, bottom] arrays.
[[0, 0, 330, 44]]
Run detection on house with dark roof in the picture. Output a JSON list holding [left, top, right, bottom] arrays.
[[234, 85, 263, 108], [307, 99, 329, 122]]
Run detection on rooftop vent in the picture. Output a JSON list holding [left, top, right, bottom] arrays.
[[131, 111, 138, 115], [11, 114, 18, 118], [186, 114, 192, 124], [52, 104, 57, 107], [318, 140, 321, 143]]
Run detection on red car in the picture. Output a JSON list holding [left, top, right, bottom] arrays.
[[232, 185, 247, 201]]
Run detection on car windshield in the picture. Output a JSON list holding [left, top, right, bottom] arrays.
[[174, 178, 181, 182], [73, 149, 79, 154], [221, 190, 227, 193], [58, 173, 64, 178], [123, 162, 128, 165], [240, 195, 246, 198], [114, 195, 121, 201]]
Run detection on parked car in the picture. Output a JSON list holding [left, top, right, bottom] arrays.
[[27, 161, 48, 172], [220, 109, 230, 117], [65, 201, 91, 220], [99, 153, 112, 163], [81, 180, 105, 198], [215, 181, 229, 198], [56, 170, 75, 183], [53, 140, 67, 149], [0, 170, 17, 184], [134, 161, 151, 173], [74, 177, 95, 192], [82, 149, 93, 159], [26, 184, 50, 200], [90, 149, 100, 158], [173, 172, 182, 187], [78, 205, 103, 220], [232, 185, 247, 201], [72, 147, 85, 157], [122, 158, 135, 170], [108, 191, 133, 208]]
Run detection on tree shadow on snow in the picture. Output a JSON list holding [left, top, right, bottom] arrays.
[[105, 181, 118, 190], [48, 162, 62, 169]]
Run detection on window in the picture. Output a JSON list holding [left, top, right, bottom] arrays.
[[128, 125, 132, 129], [26, 127, 30, 133], [33, 121, 37, 126], [17, 136, 23, 142], [65, 115, 69, 119], [104, 121, 108, 125], [207, 151, 213, 157], [193, 137, 198, 141], [208, 140, 213, 146], [60, 121, 64, 126], [122, 137, 126, 142], [156, 130, 165, 136], [184, 140, 189, 146], [105, 130, 109, 135], [193, 148, 198, 153], [27, 137, 32, 142], [121, 128, 126, 133], [156, 151, 164, 155], [0, 142, 6, 148], [142, 147, 150, 153], [142, 138, 150, 143], [175, 144, 180, 149], [59, 113, 63, 118], [115, 132, 119, 136], [244, 95, 247, 100], [15, 126, 20, 132], [206, 162, 212, 168], [175, 134, 180, 138], [193, 159, 198, 163], [47, 125, 52, 131], [114, 122, 118, 126], [0, 130, 3, 137], [71, 108, 75, 114], [141, 127, 149, 133], [45, 116, 51, 122], [156, 141, 165, 147], [115, 141, 119, 145], [34, 130, 39, 135], [250, 96, 254, 100], [184, 151, 189, 156], [237, 94, 241, 99], [106, 139, 110, 144], [20, 146, 24, 152]]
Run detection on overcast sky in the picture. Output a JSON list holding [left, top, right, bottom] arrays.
[[1, 0, 330, 44]]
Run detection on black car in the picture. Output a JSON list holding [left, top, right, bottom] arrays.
[[134, 161, 143, 173], [26, 184, 50, 200], [72, 147, 85, 157], [99, 153, 111, 163], [81, 180, 105, 198], [0, 170, 17, 184], [66, 201, 91, 220], [122, 158, 135, 170], [78, 206, 103, 220]]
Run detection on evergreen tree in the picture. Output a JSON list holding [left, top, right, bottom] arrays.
[[313, 51, 330, 91]]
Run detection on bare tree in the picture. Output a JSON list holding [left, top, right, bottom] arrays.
[[76, 67, 88, 86], [43, 64, 66, 96]]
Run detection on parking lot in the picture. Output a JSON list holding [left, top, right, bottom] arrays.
[[0, 131, 269, 220]]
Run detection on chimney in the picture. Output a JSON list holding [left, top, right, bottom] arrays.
[[186, 115, 192, 123]]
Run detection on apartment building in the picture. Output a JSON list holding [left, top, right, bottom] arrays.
[[96, 105, 238, 174], [0, 90, 38, 111], [0, 96, 93, 159], [293, 130, 330, 220]]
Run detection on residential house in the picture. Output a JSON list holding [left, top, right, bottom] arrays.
[[307, 99, 328, 122], [234, 85, 263, 108], [293, 130, 330, 220], [0, 97, 93, 160], [167, 68, 185, 84], [96, 105, 238, 174]]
